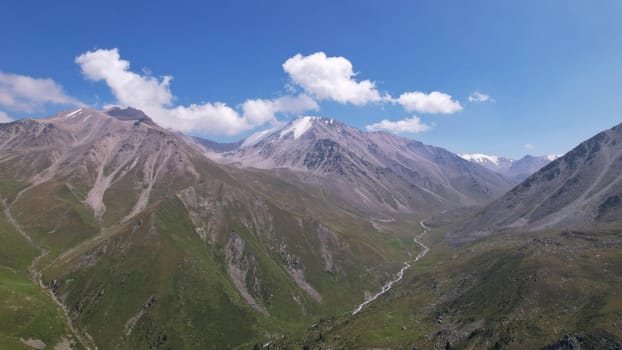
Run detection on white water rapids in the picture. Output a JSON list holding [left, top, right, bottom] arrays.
[[352, 221, 430, 315]]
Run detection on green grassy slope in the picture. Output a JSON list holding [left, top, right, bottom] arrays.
[[289, 228, 622, 349], [0, 206, 81, 349], [0, 171, 418, 350], [43, 198, 263, 349], [38, 184, 419, 349], [12, 180, 99, 256]]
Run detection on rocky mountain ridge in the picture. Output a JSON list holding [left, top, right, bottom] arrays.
[[200, 116, 514, 216]]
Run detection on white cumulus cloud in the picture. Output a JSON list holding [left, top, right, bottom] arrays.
[[366, 116, 432, 134], [76, 48, 174, 108], [282, 52, 383, 105], [0, 71, 83, 112], [75, 48, 318, 135], [0, 111, 12, 123], [242, 94, 319, 126], [468, 91, 494, 103], [71, 49, 467, 134], [395, 91, 463, 114]]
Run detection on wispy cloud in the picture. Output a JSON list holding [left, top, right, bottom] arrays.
[[0, 71, 83, 112], [366, 116, 432, 134], [468, 91, 494, 103], [524, 143, 535, 150]]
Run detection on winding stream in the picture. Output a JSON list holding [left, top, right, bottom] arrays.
[[352, 221, 430, 315]]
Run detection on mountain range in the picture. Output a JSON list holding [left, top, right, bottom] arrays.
[[286, 121, 622, 349], [200, 116, 514, 216], [454, 121, 622, 241], [0, 108, 620, 349], [1, 108, 417, 349], [0, 108, 514, 349], [459, 153, 560, 181]]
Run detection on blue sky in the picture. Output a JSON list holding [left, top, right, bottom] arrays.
[[1, 1, 621, 158]]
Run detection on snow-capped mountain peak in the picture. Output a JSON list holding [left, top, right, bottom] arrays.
[[225, 116, 342, 151], [459, 152, 562, 181], [201, 116, 513, 215], [458, 153, 506, 166]]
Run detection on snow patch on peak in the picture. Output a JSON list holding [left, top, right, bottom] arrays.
[[241, 127, 279, 148], [280, 116, 317, 139], [65, 108, 83, 119], [458, 153, 503, 165], [545, 154, 561, 161]]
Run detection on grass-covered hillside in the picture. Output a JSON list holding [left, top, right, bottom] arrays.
[[287, 225, 622, 349], [0, 204, 84, 349]]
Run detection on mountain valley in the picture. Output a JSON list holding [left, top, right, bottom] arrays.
[[0, 109, 620, 349], [4, 3, 622, 349]]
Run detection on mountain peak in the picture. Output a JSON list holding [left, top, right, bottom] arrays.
[[206, 115, 513, 215], [278, 116, 337, 139], [458, 153, 507, 166], [105, 106, 155, 124]]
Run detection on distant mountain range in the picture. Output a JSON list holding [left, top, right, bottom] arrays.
[[455, 121, 622, 241], [459, 153, 561, 181]]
